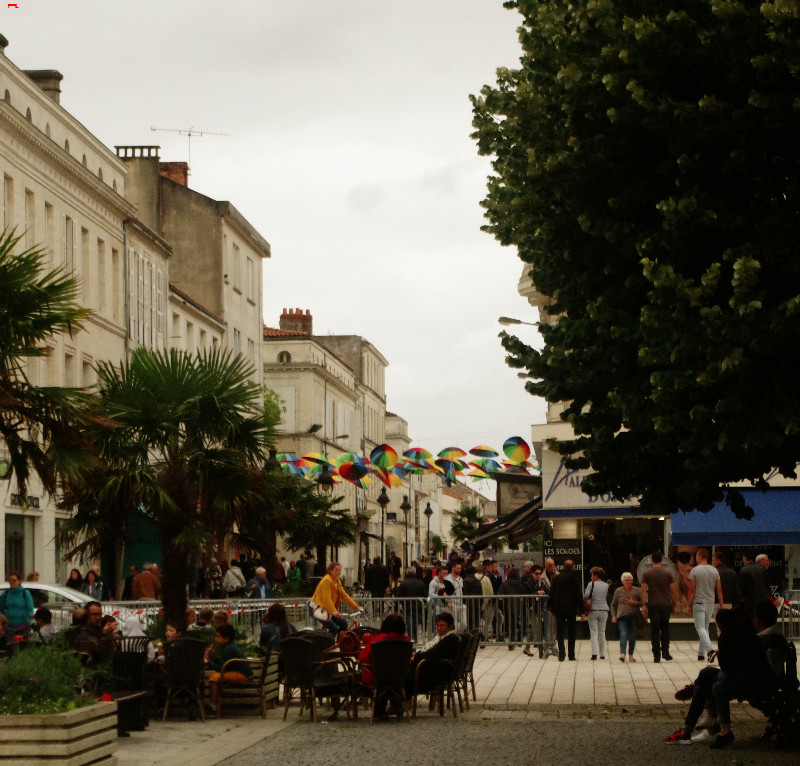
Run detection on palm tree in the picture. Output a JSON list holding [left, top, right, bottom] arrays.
[[62, 346, 267, 626], [0, 230, 91, 499]]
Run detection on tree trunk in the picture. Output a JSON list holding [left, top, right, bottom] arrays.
[[160, 517, 190, 631]]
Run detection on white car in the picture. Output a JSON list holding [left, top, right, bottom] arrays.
[[0, 582, 87, 628]]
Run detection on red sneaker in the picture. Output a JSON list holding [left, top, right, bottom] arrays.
[[662, 730, 693, 745]]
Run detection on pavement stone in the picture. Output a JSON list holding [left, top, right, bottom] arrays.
[[116, 641, 767, 765]]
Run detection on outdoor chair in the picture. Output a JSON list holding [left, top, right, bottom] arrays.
[[356, 638, 413, 723], [456, 629, 481, 711], [410, 633, 464, 719], [281, 635, 354, 722], [352, 625, 379, 642], [161, 637, 207, 722], [216, 648, 277, 719]]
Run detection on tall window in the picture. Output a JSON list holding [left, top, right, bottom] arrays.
[[24, 189, 35, 249], [246, 257, 255, 301], [111, 248, 120, 321], [63, 216, 75, 273], [44, 202, 54, 268], [81, 227, 91, 306], [233, 328, 241, 354], [4, 175, 14, 230], [97, 239, 106, 313], [231, 243, 241, 291]]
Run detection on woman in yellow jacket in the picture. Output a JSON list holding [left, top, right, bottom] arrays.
[[311, 561, 360, 635]]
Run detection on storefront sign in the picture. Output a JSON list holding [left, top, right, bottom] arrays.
[[544, 538, 583, 573], [543, 451, 638, 510]]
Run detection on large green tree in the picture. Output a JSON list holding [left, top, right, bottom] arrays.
[[472, 0, 800, 517], [0, 231, 91, 498]]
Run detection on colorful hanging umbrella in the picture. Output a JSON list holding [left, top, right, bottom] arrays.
[[470, 445, 499, 458], [503, 436, 531, 463], [435, 458, 466, 475], [307, 462, 342, 483], [502, 461, 531, 475], [468, 466, 490, 479], [370, 444, 398, 469], [338, 462, 371, 487], [404, 447, 433, 462], [303, 452, 333, 466], [470, 459, 502, 474], [438, 446, 467, 460]]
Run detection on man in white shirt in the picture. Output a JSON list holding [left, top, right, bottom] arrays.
[[687, 547, 723, 662], [443, 560, 466, 629]]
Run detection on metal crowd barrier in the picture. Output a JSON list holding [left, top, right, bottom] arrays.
[[57, 594, 555, 653]]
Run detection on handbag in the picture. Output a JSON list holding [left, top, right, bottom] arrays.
[[309, 600, 330, 622], [583, 582, 594, 614]]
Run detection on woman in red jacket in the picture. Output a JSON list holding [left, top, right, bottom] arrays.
[[358, 612, 410, 719]]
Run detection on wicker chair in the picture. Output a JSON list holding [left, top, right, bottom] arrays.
[[161, 637, 207, 722]]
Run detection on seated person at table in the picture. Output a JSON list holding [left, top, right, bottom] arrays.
[[359, 612, 411, 719], [259, 603, 296, 671], [205, 624, 253, 707], [404, 611, 459, 697]]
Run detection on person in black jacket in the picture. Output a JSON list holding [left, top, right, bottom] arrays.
[[396, 567, 428, 639], [364, 557, 390, 599], [405, 611, 460, 696], [737, 549, 770, 623], [548, 559, 583, 661]]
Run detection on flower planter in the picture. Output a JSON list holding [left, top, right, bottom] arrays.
[[0, 701, 118, 765]]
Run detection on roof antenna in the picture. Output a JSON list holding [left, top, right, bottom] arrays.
[[150, 126, 230, 176]]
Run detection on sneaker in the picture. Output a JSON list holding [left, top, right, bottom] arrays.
[[696, 715, 716, 729], [691, 729, 715, 743], [662, 729, 692, 745], [709, 731, 734, 749], [674, 684, 695, 701], [663, 653, 673, 661], [707, 650, 717, 663]]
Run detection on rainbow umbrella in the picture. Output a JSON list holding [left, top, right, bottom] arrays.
[[339, 462, 371, 488], [470, 445, 499, 458], [468, 466, 490, 479], [502, 461, 531, 475], [438, 446, 466, 459], [303, 452, 333, 466], [435, 458, 466, 475], [470, 459, 502, 474], [281, 461, 307, 477], [370, 444, 398, 469], [404, 447, 433, 462], [307, 462, 342, 483], [503, 436, 531, 463], [374, 466, 403, 488]]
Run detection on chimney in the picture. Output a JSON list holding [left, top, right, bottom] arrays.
[[23, 70, 63, 104], [279, 308, 313, 335], [159, 161, 189, 187]]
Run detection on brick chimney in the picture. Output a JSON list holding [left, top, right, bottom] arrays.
[[23, 70, 63, 104], [279, 308, 313, 334], [159, 161, 189, 187]]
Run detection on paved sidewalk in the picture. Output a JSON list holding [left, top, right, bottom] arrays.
[[117, 641, 765, 765]]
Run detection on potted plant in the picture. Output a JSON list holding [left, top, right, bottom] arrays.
[[0, 643, 117, 765]]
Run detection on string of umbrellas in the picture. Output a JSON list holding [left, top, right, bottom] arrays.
[[276, 436, 539, 489]]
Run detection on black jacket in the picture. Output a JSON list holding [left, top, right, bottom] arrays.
[[548, 569, 583, 616]]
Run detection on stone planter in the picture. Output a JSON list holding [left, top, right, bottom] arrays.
[[0, 701, 118, 765]]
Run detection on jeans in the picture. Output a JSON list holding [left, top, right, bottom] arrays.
[[317, 614, 348, 636], [587, 610, 608, 657], [685, 666, 720, 731], [692, 602, 715, 655], [617, 614, 637, 656], [554, 613, 577, 659], [648, 604, 672, 657]]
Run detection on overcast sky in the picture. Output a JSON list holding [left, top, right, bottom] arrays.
[[4, 1, 548, 491]]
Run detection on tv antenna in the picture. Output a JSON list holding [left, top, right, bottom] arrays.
[[150, 126, 231, 175]]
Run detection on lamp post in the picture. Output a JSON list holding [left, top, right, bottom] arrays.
[[423, 502, 433, 562], [400, 495, 411, 567], [377, 487, 390, 563]]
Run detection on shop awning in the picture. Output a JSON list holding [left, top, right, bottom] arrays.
[[670, 488, 800, 546], [467, 497, 542, 551]]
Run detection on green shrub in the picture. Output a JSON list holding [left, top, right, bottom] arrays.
[[0, 645, 91, 715]]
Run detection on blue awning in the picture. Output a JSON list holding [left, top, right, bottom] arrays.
[[670, 488, 800, 546]]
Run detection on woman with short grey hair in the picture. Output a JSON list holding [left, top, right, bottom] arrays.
[[611, 571, 642, 662]]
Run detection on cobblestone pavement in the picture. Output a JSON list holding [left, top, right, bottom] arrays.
[[117, 642, 785, 766], [218, 717, 797, 766]]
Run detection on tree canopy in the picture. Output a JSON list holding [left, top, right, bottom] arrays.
[[472, 0, 800, 517]]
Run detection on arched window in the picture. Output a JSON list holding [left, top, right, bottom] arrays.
[[112, 180, 117, 192], [3, 89, 10, 103], [45, 123, 51, 138], [64, 139, 70, 152], [25, 107, 31, 121], [97, 167, 103, 181], [278, 351, 292, 364], [82, 154, 87, 167]]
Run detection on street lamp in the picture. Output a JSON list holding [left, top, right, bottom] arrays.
[[423, 502, 433, 562], [400, 495, 411, 567], [498, 316, 538, 327], [317, 463, 335, 495], [377, 487, 390, 562], [264, 448, 281, 474]]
